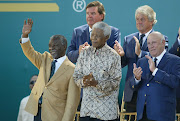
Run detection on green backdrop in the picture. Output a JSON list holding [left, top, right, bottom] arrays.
[[0, 0, 179, 120]]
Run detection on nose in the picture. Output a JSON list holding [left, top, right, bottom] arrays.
[[88, 13, 92, 18]]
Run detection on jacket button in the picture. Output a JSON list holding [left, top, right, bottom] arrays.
[[147, 84, 149, 87]]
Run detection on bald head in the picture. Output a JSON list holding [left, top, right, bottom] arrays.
[[147, 31, 165, 57]]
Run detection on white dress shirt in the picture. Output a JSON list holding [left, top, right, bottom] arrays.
[[17, 96, 34, 121]]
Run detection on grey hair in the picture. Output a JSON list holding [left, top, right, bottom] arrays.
[[135, 5, 157, 26], [92, 21, 111, 39]]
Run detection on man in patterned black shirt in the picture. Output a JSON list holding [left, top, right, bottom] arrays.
[[73, 21, 122, 121]]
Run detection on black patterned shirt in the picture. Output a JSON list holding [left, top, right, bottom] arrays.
[[73, 43, 122, 120]]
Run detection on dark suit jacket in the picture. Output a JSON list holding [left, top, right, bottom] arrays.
[[130, 52, 180, 121], [66, 24, 120, 63], [169, 34, 180, 98], [122, 31, 168, 102]]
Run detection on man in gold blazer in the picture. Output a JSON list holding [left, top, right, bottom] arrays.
[[20, 18, 80, 121]]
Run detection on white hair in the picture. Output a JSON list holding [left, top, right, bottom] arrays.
[[135, 5, 157, 26], [92, 21, 111, 39]]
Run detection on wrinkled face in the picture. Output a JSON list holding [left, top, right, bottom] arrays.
[[147, 34, 165, 57], [86, 6, 104, 28], [29, 75, 37, 90], [136, 13, 153, 34], [49, 39, 65, 59], [90, 28, 108, 49]]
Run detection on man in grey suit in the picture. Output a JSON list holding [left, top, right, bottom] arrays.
[[114, 5, 168, 121]]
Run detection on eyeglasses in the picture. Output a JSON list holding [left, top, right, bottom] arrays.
[[30, 81, 36, 85]]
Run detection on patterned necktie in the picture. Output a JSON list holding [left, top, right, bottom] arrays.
[[139, 34, 145, 48], [49, 60, 57, 80], [154, 57, 158, 67]]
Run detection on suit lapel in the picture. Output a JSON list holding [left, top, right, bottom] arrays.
[[156, 52, 168, 69], [134, 33, 139, 61], [45, 58, 53, 84], [46, 57, 69, 86], [84, 25, 92, 45], [141, 29, 154, 51], [147, 52, 169, 83]]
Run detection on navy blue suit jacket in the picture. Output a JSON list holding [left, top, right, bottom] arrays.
[[122, 31, 168, 102], [130, 52, 180, 121], [66, 24, 120, 63], [169, 34, 180, 98]]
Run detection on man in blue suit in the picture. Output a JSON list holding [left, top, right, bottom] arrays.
[[67, 1, 121, 64], [169, 27, 180, 114], [131, 31, 180, 121], [114, 5, 168, 120]]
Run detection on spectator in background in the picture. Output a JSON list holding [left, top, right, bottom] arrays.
[[17, 74, 38, 121], [169, 27, 180, 114], [114, 5, 168, 121]]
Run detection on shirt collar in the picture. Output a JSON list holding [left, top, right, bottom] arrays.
[[92, 43, 108, 53], [139, 29, 153, 40], [153, 49, 166, 65], [89, 27, 92, 33], [54, 55, 66, 63]]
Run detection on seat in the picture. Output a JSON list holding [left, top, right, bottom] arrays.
[[119, 92, 137, 121]]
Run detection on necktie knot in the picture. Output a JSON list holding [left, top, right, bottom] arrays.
[[139, 34, 145, 48]]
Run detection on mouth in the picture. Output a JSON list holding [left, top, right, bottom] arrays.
[[92, 41, 97, 44], [149, 49, 155, 52]]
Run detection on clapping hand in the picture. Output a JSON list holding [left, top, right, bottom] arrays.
[[133, 63, 143, 80], [83, 73, 98, 87], [114, 40, 125, 56], [134, 36, 141, 56]]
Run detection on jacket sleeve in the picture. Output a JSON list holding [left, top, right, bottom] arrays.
[[107, 27, 121, 48], [154, 58, 180, 89], [66, 29, 79, 63], [169, 34, 180, 56], [20, 40, 45, 69]]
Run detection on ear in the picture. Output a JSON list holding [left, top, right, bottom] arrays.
[[105, 35, 110, 41], [100, 14, 104, 21], [162, 39, 166, 45]]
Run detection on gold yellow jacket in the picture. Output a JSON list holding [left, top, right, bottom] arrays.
[[20, 40, 80, 121]]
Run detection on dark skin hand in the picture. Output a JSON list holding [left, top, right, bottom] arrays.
[[83, 73, 98, 87], [22, 18, 33, 38]]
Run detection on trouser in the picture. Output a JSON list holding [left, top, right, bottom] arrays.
[[139, 105, 155, 121], [79, 116, 119, 121], [177, 98, 180, 113], [34, 104, 42, 121]]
